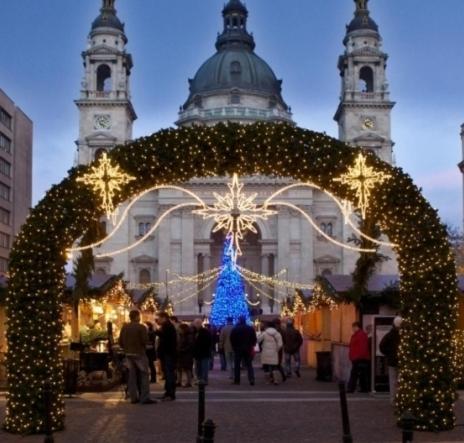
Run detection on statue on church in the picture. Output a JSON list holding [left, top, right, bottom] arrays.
[[356, 0, 368, 10], [103, 0, 115, 9]]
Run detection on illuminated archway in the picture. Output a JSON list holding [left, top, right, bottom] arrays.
[[5, 122, 458, 433]]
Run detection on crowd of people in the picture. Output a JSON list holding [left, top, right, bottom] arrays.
[[118, 309, 402, 406], [118, 311, 304, 405]]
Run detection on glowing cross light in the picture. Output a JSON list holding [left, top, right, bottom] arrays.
[[334, 153, 391, 219], [193, 174, 277, 263], [76, 152, 135, 224]]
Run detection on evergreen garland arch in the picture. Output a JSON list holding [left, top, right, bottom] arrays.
[[5, 122, 458, 433]]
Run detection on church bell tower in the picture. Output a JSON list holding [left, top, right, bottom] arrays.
[[75, 0, 136, 165], [334, 0, 395, 164]]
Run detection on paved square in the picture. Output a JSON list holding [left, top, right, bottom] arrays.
[[1, 368, 463, 442]]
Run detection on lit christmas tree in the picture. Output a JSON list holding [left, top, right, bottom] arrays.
[[209, 235, 250, 327]]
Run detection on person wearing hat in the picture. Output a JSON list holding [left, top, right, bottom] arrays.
[[379, 316, 403, 404]]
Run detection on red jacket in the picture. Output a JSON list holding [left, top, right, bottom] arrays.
[[349, 329, 370, 361]]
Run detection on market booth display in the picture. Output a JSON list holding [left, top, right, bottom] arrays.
[[63, 273, 133, 392]]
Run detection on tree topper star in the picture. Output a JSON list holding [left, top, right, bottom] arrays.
[[334, 152, 391, 219], [193, 174, 277, 262], [77, 152, 135, 224]]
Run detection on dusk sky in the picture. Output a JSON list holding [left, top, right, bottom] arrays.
[[1, 0, 463, 226]]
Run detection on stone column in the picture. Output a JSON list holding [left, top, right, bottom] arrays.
[[157, 206, 171, 300]]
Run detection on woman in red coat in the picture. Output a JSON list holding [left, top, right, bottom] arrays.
[[347, 321, 370, 393]]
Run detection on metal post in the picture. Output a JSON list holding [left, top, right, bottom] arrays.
[[338, 382, 353, 443], [201, 419, 216, 443], [197, 380, 206, 441], [401, 412, 415, 443], [43, 381, 54, 443]]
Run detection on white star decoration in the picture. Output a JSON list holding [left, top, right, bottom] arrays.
[[77, 152, 135, 224], [193, 174, 277, 262], [334, 153, 391, 219]]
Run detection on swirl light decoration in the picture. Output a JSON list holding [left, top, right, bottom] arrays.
[[5, 122, 458, 434]]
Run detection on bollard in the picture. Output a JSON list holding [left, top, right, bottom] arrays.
[[201, 419, 216, 443], [338, 382, 353, 443], [43, 381, 54, 443], [197, 381, 206, 442], [401, 412, 415, 443]]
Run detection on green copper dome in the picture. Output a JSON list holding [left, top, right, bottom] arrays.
[[183, 0, 288, 110]]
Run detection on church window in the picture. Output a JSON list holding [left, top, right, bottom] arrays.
[[359, 66, 374, 92], [100, 220, 107, 235], [139, 269, 151, 284], [97, 64, 112, 92], [231, 61, 242, 82], [232, 17, 238, 28], [193, 95, 202, 108], [95, 268, 107, 277], [231, 94, 241, 104], [321, 268, 333, 277], [95, 148, 107, 160], [138, 222, 151, 236]]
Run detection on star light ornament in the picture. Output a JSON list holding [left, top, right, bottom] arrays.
[[194, 174, 277, 264], [76, 152, 135, 224], [334, 153, 391, 219]]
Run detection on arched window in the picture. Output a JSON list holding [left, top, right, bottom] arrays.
[[100, 221, 107, 235], [320, 223, 326, 234], [97, 64, 112, 92], [138, 222, 151, 236], [139, 269, 151, 284], [359, 66, 374, 92], [95, 148, 107, 160]]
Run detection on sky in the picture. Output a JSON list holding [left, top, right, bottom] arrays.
[[0, 0, 463, 227]]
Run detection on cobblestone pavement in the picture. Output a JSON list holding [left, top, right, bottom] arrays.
[[1, 367, 464, 443]]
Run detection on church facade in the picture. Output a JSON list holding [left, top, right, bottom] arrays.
[[75, 0, 397, 315]]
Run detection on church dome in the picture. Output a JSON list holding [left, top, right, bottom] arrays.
[[180, 0, 290, 117], [189, 50, 283, 98], [91, 0, 125, 33], [346, 13, 378, 33], [346, 0, 378, 34]]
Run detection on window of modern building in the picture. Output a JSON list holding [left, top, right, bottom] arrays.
[[0, 257, 8, 273], [0, 133, 11, 154], [138, 222, 151, 237], [0, 158, 11, 177], [0, 108, 12, 129], [0, 183, 10, 201], [0, 208, 10, 226], [0, 232, 10, 249]]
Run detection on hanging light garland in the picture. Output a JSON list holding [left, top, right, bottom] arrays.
[[4, 121, 458, 434]]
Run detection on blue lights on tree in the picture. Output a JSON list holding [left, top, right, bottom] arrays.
[[209, 235, 251, 327]]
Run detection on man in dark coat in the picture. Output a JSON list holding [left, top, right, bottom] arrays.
[[283, 319, 303, 377], [347, 321, 370, 393], [230, 316, 257, 385], [379, 316, 402, 404], [192, 319, 213, 384], [156, 312, 177, 401]]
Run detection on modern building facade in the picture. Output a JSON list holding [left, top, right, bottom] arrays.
[[75, 0, 397, 315], [0, 89, 33, 275]]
